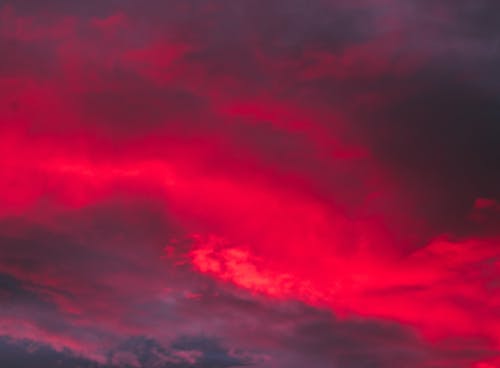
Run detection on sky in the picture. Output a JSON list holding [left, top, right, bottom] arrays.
[[0, 0, 499, 367]]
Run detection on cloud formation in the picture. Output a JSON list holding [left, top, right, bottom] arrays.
[[0, 0, 499, 367]]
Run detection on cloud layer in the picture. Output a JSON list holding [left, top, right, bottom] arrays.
[[0, 1, 499, 367]]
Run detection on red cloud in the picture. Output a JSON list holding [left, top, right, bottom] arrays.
[[0, 1, 499, 367]]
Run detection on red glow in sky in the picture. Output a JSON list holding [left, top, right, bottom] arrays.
[[0, 1, 499, 367]]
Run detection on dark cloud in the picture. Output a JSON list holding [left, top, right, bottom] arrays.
[[413, 0, 500, 38], [108, 335, 250, 368], [0, 337, 101, 368], [0, 335, 249, 368], [77, 68, 209, 135], [1, 0, 120, 18], [348, 60, 500, 242]]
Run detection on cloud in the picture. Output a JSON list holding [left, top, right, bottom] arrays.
[[0, 1, 499, 367]]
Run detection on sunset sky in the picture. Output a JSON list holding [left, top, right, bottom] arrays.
[[0, 1, 499, 367]]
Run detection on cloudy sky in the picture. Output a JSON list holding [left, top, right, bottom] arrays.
[[0, 1, 499, 367]]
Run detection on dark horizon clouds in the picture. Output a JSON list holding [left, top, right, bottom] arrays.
[[0, 1, 499, 367]]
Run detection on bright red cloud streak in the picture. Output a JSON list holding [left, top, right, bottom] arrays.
[[1, 132, 498, 364]]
